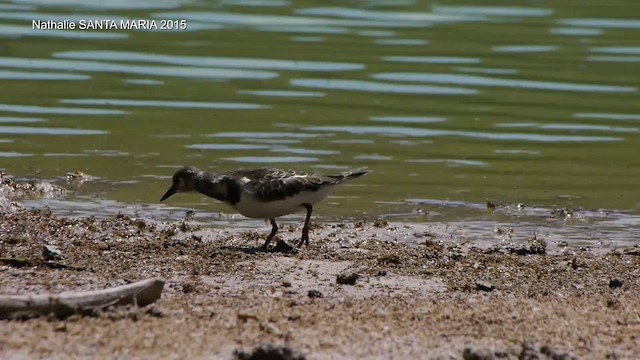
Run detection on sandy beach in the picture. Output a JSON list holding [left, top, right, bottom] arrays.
[[1, 188, 639, 359]]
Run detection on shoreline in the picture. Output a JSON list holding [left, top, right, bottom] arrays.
[[1, 200, 639, 359]]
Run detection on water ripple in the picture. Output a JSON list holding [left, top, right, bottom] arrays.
[[492, 45, 557, 53], [270, 147, 340, 156], [0, 151, 32, 157], [0, 126, 107, 135], [290, 78, 476, 95], [557, 18, 640, 29], [0, 24, 128, 40], [432, 6, 553, 17], [186, 144, 271, 150], [61, 98, 267, 110], [574, 113, 640, 121], [296, 7, 482, 23], [9, 0, 190, 10], [383, 56, 480, 64], [305, 125, 623, 142], [372, 72, 636, 93], [588, 56, 640, 63], [590, 47, 640, 55], [55, 50, 364, 72], [370, 116, 445, 124], [0, 56, 277, 80], [0, 116, 46, 123], [254, 25, 349, 34], [374, 39, 430, 46], [550, 27, 603, 36], [406, 158, 487, 167], [219, 0, 289, 7], [495, 122, 637, 133], [0, 103, 126, 115], [238, 90, 325, 98], [0, 70, 89, 81], [152, 11, 428, 28], [223, 156, 318, 163], [208, 132, 322, 139]]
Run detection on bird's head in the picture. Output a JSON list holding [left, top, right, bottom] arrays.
[[160, 166, 201, 201]]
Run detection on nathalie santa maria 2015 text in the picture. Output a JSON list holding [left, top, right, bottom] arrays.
[[32, 19, 187, 30]]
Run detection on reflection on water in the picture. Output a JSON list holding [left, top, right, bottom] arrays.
[[223, 156, 319, 163], [372, 73, 636, 93], [550, 27, 603, 36], [574, 113, 640, 121], [492, 45, 557, 53], [0, 151, 32, 157], [0, 116, 45, 123], [1, 0, 640, 249], [0, 56, 278, 80], [238, 90, 325, 98], [305, 125, 623, 143], [290, 78, 476, 95], [383, 56, 480, 64], [61, 98, 268, 110], [0, 103, 126, 115], [0, 24, 128, 39], [0, 126, 107, 135], [0, 69, 90, 80], [55, 50, 364, 72]]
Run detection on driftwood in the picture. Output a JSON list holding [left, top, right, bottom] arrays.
[[0, 278, 165, 319]]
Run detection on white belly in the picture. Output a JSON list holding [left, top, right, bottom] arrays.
[[233, 187, 335, 219]]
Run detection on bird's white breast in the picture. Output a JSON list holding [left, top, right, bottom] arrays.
[[233, 186, 335, 219]]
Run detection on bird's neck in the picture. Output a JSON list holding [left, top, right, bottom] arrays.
[[194, 173, 241, 205]]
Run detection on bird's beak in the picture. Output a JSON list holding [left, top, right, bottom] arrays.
[[160, 185, 177, 202]]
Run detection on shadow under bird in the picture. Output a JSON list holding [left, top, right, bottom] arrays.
[[160, 166, 368, 249]]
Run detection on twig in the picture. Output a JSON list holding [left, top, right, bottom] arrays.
[[0, 278, 165, 319]]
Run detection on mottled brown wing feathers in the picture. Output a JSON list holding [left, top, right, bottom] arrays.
[[224, 168, 367, 202]]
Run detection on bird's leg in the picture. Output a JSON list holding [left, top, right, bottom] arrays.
[[261, 218, 278, 250], [298, 203, 313, 247]]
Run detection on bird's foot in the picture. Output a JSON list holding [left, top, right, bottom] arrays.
[[297, 235, 309, 248]]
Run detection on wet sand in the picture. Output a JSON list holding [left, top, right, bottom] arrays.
[[1, 188, 640, 359]]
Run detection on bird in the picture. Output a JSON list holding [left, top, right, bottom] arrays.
[[160, 166, 368, 249]]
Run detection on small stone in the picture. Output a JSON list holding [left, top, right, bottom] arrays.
[[373, 218, 388, 228], [336, 273, 359, 285], [307, 290, 323, 298], [233, 345, 306, 360], [475, 282, 495, 292], [282, 281, 292, 288], [509, 235, 546, 256], [182, 282, 196, 294], [377, 254, 401, 265], [462, 346, 493, 360], [272, 239, 295, 253], [42, 244, 64, 261], [609, 278, 623, 289]]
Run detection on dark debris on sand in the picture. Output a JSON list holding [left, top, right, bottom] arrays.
[[233, 345, 306, 360], [1, 194, 640, 359]]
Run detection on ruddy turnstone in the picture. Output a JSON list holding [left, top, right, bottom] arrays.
[[160, 166, 368, 249]]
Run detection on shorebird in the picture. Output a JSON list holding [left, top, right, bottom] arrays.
[[160, 166, 367, 249]]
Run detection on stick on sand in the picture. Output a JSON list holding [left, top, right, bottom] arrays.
[[0, 278, 165, 319]]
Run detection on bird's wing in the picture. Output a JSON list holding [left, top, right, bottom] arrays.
[[231, 168, 334, 202]]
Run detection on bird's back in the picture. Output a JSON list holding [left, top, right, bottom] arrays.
[[222, 168, 367, 202]]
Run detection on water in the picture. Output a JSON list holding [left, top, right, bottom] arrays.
[[1, 0, 640, 249]]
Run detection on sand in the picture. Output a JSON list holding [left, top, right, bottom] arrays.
[[1, 199, 639, 359]]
